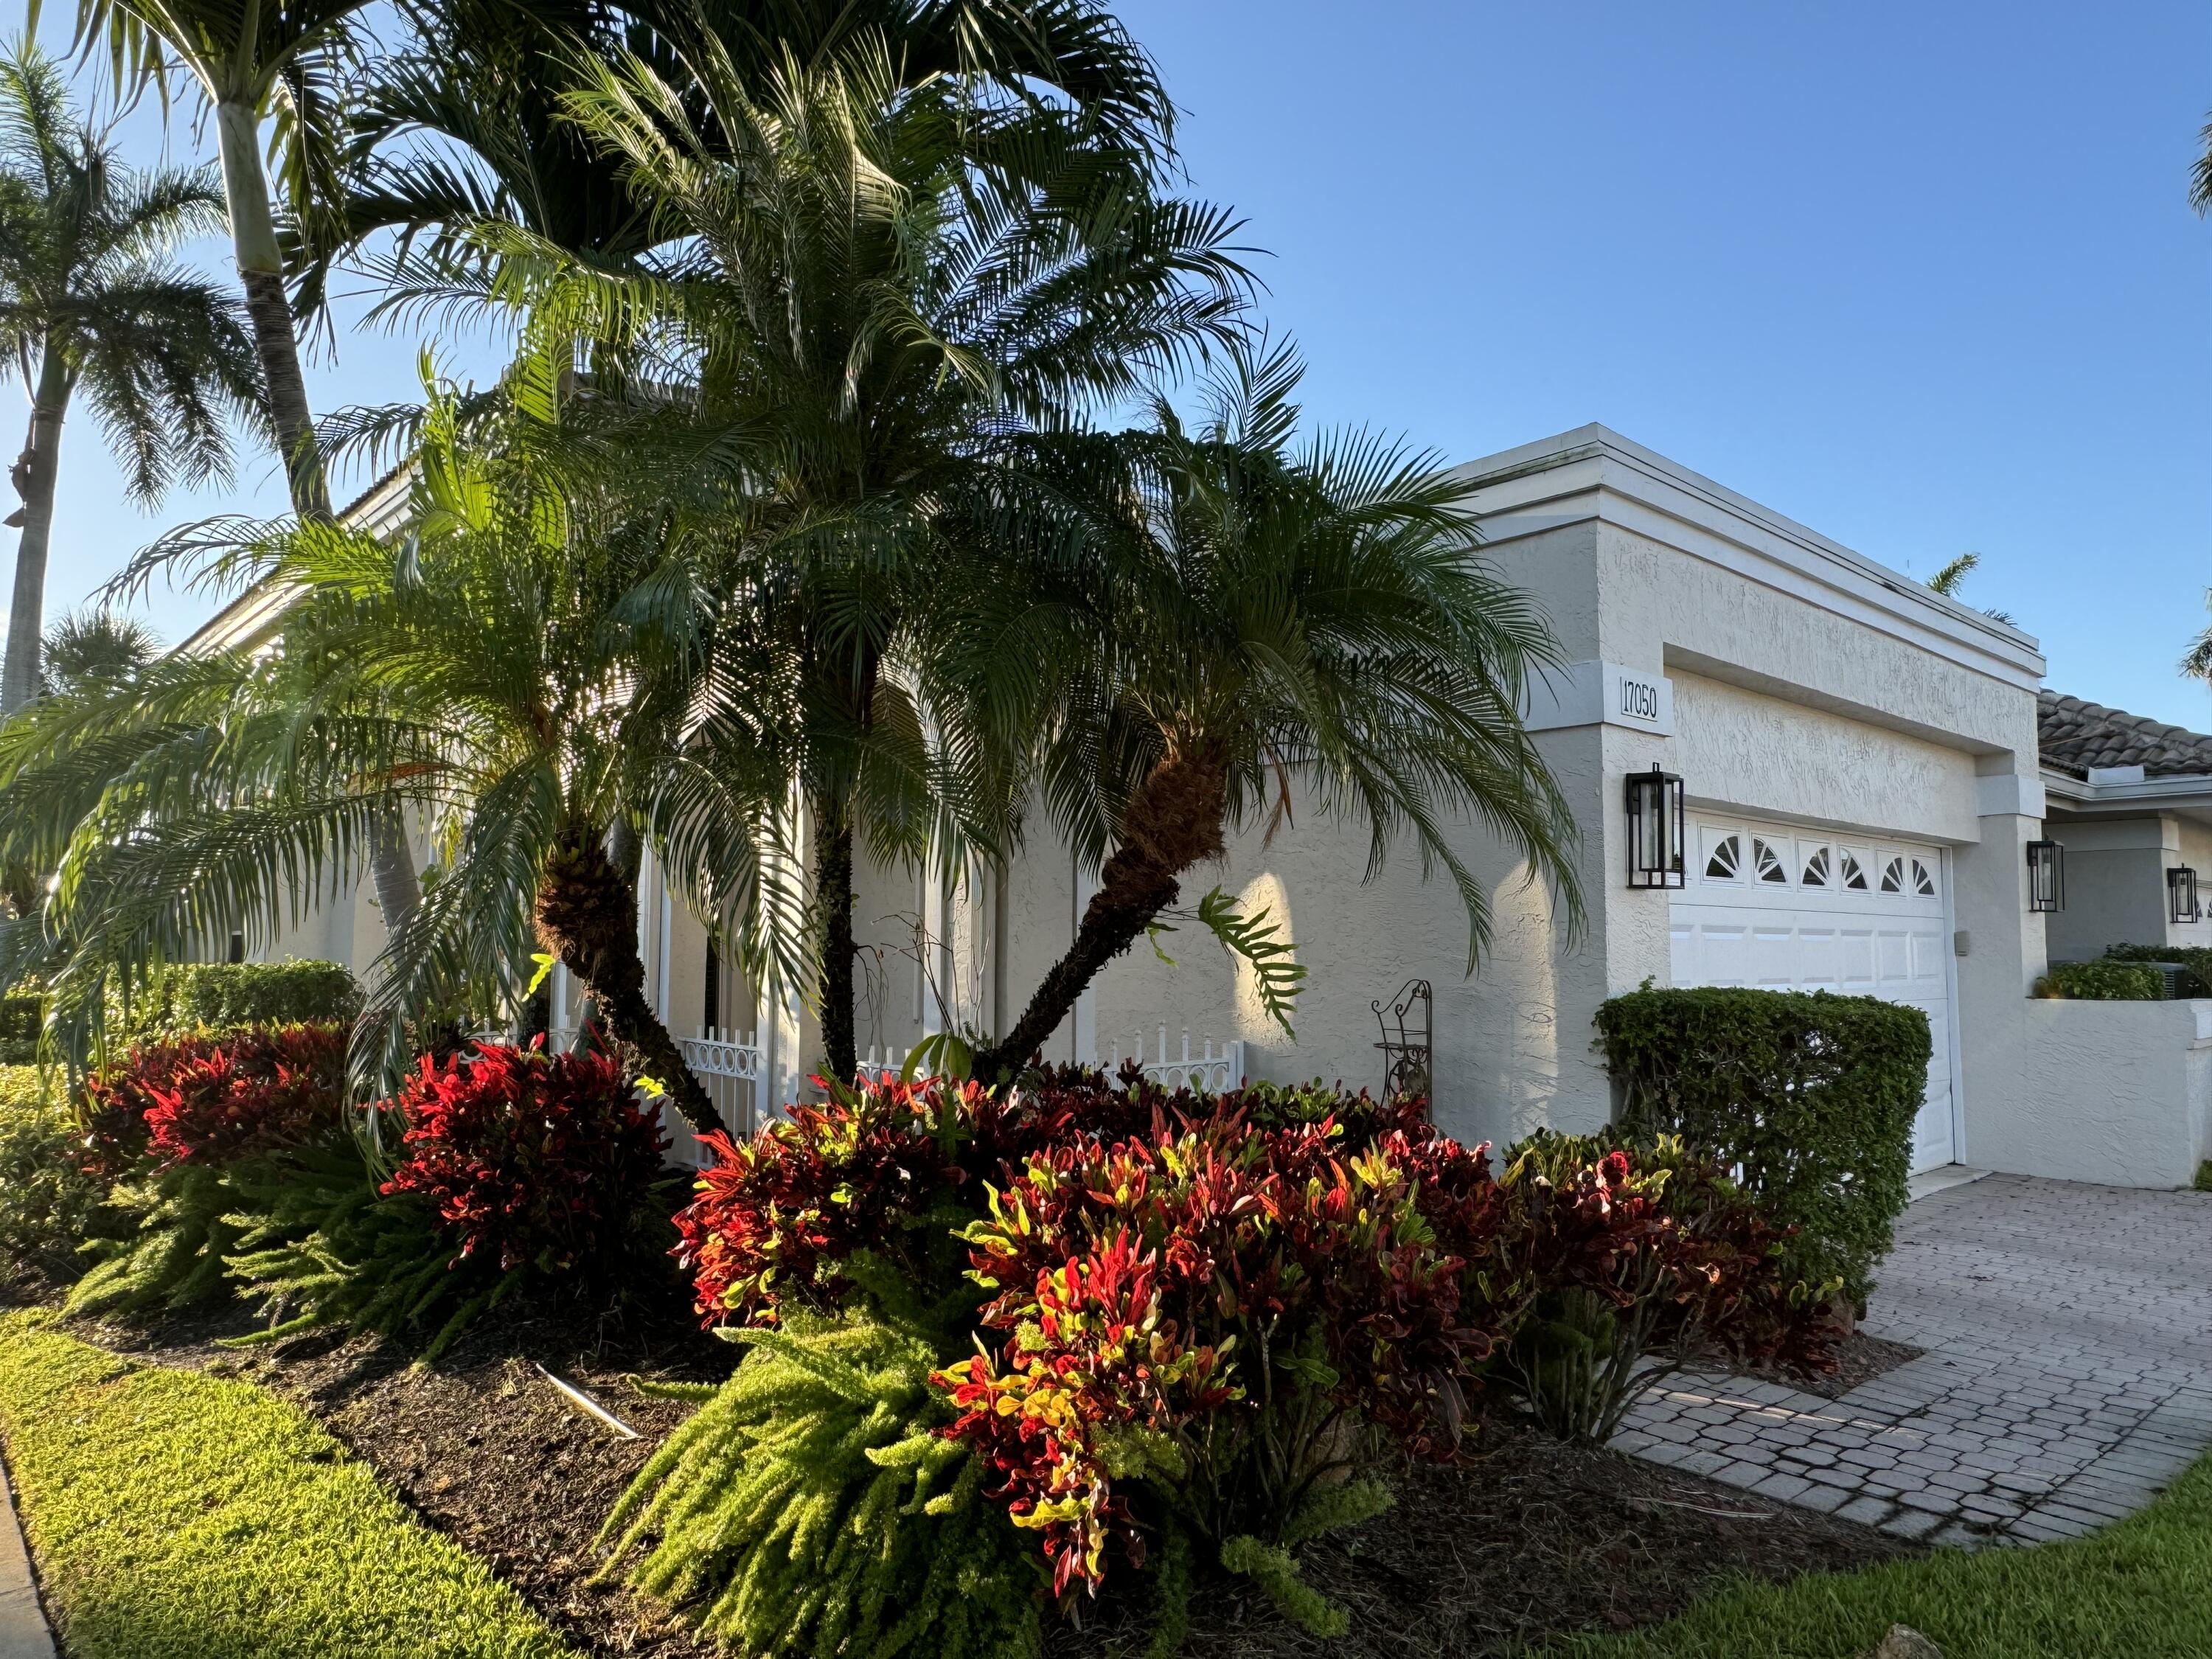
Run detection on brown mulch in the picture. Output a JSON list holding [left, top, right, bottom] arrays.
[[43, 1290, 1925, 1659], [1050, 1427, 1924, 1659], [1734, 1329, 1926, 1402]]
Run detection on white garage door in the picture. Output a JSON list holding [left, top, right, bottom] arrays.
[[1669, 815, 1956, 1175]]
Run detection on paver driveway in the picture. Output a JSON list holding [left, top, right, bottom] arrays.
[[1615, 1172, 2212, 1546]]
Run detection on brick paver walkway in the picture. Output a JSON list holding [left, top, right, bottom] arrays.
[[1615, 1173, 2212, 1547]]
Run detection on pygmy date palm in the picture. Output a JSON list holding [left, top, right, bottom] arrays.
[[966, 343, 1584, 1081], [3, 344, 796, 1127], [504, 32, 1246, 1077], [0, 46, 256, 715]]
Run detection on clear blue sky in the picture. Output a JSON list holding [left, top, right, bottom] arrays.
[[16, 0, 2212, 725]]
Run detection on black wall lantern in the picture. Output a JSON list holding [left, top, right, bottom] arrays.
[[1625, 764, 1686, 889], [2170, 866, 2201, 924], [2025, 840, 2064, 914]]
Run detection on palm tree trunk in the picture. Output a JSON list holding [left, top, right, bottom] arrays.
[[972, 748, 1227, 1084], [535, 829, 717, 1133], [815, 810, 857, 1081], [1, 351, 69, 716], [214, 98, 419, 935], [215, 100, 329, 522]]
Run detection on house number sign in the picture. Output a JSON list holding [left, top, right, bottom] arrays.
[[1520, 660, 1676, 737]]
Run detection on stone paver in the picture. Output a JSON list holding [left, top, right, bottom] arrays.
[[1623, 1173, 2212, 1548]]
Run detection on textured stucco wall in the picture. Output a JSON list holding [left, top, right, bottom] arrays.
[[1988, 999, 2212, 1187], [2042, 815, 2170, 961], [1669, 672, 1978, 844]]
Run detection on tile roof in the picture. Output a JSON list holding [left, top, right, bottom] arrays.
[[2039, 690, 2212, 779]]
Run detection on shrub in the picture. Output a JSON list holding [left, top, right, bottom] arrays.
[[381, 1042, 672, 1274], [674, 1067, 1434, 1330], [935, 1108, 1503, 1624], [667, 1071, 1829, 1646], [0, 995, 40, 1065], [2194, 1160, 2211, 1194], [222, 1136, 514, 1366], [2032, 959, 2165, 1001], [108, 960, 359, 1046], [1593, 987, 1927, 1311], [65, 1161, 254, 1318], [78, 1023, 347, 1178], [2101, 943, 2212, 998], [599, 1302, 1042, 1658], [1492, 1130, 1837, 1444], [0, 1067, 119, 1278]]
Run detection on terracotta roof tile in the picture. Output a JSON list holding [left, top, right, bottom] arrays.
[[2038, 690, 2212, 779]]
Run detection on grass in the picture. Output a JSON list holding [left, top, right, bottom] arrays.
[[1557, 1448, 2212, 1658], [0, 1310, 574, 1658]]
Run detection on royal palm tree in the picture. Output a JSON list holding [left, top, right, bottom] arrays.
[[507, 35, 1247, 1077], [0, 46, 256, 715], [1, 342, 799, 1124], [58, 0, 371, 518], [54, 0, 436, 943], [965, 343, 1584, 1082]]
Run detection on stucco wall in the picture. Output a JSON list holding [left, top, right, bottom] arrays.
[[1668, 672, 1979, 845], [1985, 999, 2212, 1188]]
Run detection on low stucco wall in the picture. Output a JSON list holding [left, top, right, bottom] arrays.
[[1974, 998, 2212, 1189]]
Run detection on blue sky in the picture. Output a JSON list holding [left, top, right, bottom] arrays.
[[15, 1, 2212, 724]]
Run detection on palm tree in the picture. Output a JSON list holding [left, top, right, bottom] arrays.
[[2191, 111, 2211, 216], [296, 0, 1172, 321], [512, 35, 1246, 1077], [0, 46, 256, 715], [41, 605, 159, 693], [55, 0, 435, 945], [1, 345, 796, 1126], [59, 0, 371, 520], [965, 344, 1584, 1082], [1924, 552, 2017, 627]]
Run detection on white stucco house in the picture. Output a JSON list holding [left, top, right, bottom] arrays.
[[188, 425, 2212, 1191]]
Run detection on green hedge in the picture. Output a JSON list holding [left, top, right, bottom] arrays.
[[1593, 987, 1928, 1312], [109, 960, 360, 1045], [2101, 943, 2212, 997], [2034, 960, 2166, 1001], [0, 993, 38, 1064]]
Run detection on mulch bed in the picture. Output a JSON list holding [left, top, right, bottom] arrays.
[[35, 1287, 1927, 1659], [1733, 1329, 1926, 1402], [1050, 1426, 1921, 1659]]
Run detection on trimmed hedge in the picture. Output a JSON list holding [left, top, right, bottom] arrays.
[[0, 993, 39, 1064], [2034, 960, 2166, 1001], [2101, 943, 2212, 998], [109, 960, 360, 1043], [1593, 987, 1928, 1311]]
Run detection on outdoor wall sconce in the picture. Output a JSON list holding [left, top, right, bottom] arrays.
[[2171, 866, 2201, 924], [2025, 840, 2064, 914], [1625, 764, 1685, 889]]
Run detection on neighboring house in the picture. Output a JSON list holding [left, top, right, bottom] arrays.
[[2039, 692, 2212, 957], [181, 425, 2212, 1192]]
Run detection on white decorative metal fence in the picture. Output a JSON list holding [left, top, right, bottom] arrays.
[[1100, 1027, 1245, 1093], [857, 1026, 1245, 1093], [675, 1026, 764, 1159]]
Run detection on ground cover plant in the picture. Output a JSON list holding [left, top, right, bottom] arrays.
[[628, 1069, 1839, 1655], [1559, 1447, 2212, 1659], [1595, 986, 1927, 1312], [0, 1309, 574, 1658]]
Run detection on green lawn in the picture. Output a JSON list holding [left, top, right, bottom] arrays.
[[1557, 1449, 2212, 1658], [0, 1310, 573, 1658]]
